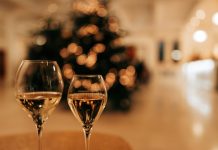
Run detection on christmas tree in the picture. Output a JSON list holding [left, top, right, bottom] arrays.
[[27, 0, 149, 111]]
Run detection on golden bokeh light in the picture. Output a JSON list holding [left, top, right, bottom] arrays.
[[119, 75, 129, 86], [97, 6, 108, 17], [68, 43, 78, 54], [126, 65, 136, 76], [77, 54, 87, 65], [93, 43, 106, 53], [91, 83, 100, 91], [63, 64, 74, 79], [73, 80, 82, 88], [106, 72, 116, 86], [78, 25, 99, 36], [36, 35, 46, 46], [82, 79, 92, 89], [60, 48, 69, 58], [75, 46, 83, 56], [119, 69, 126, 76], [86, 53, 97, 68]]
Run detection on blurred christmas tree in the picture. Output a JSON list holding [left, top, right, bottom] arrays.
[[27, 0, 149, 111]]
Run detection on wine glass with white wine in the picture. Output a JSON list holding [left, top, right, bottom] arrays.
[[15, 60, 64, 150], [67, 75, 107, 150]]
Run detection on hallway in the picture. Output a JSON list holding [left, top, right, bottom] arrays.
[[1, 64, 218, 150]]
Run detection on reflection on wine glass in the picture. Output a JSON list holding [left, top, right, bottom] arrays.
[[15, 60, 64, 150], [67, 75, 107, 150]]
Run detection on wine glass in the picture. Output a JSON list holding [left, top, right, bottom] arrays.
[[15, 60, 64, 150], [67, 75, 107, 150]]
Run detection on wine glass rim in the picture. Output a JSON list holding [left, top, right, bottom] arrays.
[[73, 74, 103, 78], [22, 60, 57, 63]]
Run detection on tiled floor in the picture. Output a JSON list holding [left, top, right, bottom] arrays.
[[1, 64, 218, 150]]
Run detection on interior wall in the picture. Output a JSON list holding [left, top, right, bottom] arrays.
[[181, 0, 218, 61]]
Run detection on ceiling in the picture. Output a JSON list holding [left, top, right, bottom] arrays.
[[0, 0, 201, 39]]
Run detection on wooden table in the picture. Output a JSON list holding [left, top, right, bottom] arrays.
[[0, 131, 132, 150]]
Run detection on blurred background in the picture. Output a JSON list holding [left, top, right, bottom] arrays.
[[1, 0, 218, 149]]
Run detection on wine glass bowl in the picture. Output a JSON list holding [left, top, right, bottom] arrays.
[[67, 75, 107, 150], [15, 60, 64, 150]]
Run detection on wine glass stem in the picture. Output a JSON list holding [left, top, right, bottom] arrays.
[[83, 126, 92, 150], [37, 125, 43, 150]]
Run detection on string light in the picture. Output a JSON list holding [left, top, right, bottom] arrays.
[[118, 66, 136, 88], [78, 25, 99, 36], [36, 35, 46, 46], [77, 54, 87, 65], [60, 48, 69, 58], [92, 43, 106, 53], [73, 80, 82, 88], [91, 83, 100, 91], [63, 64, 74, 79], [119, 75, 129, 86], [86, 52, 97, 67], [212, 12, 218, 25], [82, 79, 92, 89], [109, 17, 119, 32], [75, 46, 83, 55], [126, 65, 136, 76], [106, 72, 116, 86], [193, 30, 207, 43], [97, 5, 108, 17], [68, 43, 78, 54]]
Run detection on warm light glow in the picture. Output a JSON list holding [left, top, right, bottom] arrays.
[[36, 36, 46, 45], [193, 30, 207, 43], [82, 79, 92, 89], [86, 53, 97, 67], [212, 12, 218, 25], [97, 6, 108, 17], [92, 43, 106, 53], [119, 69, 126, 76], [106, 72, 116, 86], [60, 48, 69, 58], [74, 80, 82, 88], [126, 66, 136, 76], [63, 64, 74, 79], [91, 83, 100, 91], [119, 75, 129, 86], [118, 67, 136, 88], [72, 0, 98, 14], [68, 43, 78, 54], [78, 25, 99, 36], [77, 54, 87, 65], [75, 46, 83, 56]]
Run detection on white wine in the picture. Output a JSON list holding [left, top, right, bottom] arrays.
[[68, 93, 106, 127], [16, 92, 62, 126]]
